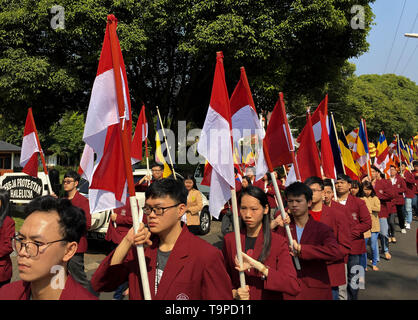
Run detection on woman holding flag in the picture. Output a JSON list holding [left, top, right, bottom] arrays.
[[222, 186, 300, 300]]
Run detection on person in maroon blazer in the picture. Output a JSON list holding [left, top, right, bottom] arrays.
[[400, 163, 415, 230], [0, 196, 97, 300], [0, 189, 15, 288], [222, 186, 300, 300], [276, 182, 343, 300], [304, 177, 352, 300], [91, 178, 233, 300], [389, 165, 407, 234], [370, 167, 395, 260], [413, 161, 418, 217], [335, 174, 371, 300], [63, 170, 96, 296]]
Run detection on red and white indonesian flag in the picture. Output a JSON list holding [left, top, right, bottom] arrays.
[[311, 95, 328, 142], [197, 52, 235, 219], [80, 15, 132, 213], [230, 67, 268, 181], [20, 108, 41, 177], [131, 104, 148, 163]]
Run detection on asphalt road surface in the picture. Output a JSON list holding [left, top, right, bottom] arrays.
[[9, 218, 418, 300]]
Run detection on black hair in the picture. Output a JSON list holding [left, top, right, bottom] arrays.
[[336, 173, 352, 184], [323, 179, 333, 188], [238, 186, 271, 264], [361, 180, 376, 197], [151, 163, 165, 171], [413, 160, 418, 167], [24, 196, 86, 243], [0, 189, 11, 228], [379, 172, 386, 179], [350, 180, 363, 197], [242, 176, 252, 186], [64, 170, 80, 183], [304, 176, 324, 190], [145, 178, 188, 205], [284, 182, 313, 202], [183, 173, 198, 190], [370, 165, 381, 174], [48, 168, 61, 195]]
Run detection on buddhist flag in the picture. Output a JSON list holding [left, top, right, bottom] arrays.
[[20, 108, 41, 177], [353, 120, 369, 174], [339, 128, 359, 181], [155, 118, 172, 178], [346, 128, 359, 149], [375, 132, 389, 173]]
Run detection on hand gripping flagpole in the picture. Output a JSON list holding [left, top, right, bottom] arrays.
[[107, 15, 151, 300], [156, 106, 177, 180]]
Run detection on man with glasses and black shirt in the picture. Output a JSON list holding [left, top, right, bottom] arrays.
[[135, 163, 166, 192], [91, 178, 233, 300], [62, 170, 95, 296], [0, 196, 97, 300]]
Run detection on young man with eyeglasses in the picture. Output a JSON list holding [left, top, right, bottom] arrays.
[[62, 170, 96, 296], [0, 196, 97, 300], [135, 163, 165, 192], [91, 178, 233, 300]]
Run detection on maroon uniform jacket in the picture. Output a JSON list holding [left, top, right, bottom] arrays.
[[0, 274, 98, 300], [69, 191, 91, 253], [0, 216, 15, 282], [373, 179, 395, 218], [222, 228, 300, 300], [390, 174, 406, 206], [105, 202, 133, 245], [282, 216, 343, 300], [338, 194, 371, 255], [319, 205, 351, 287], [91, 224, 233, 300], [403, 170, 416, 199], [413, 169, 418, 195]]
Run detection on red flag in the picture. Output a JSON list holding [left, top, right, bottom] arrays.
[[264, 94, 295, 167], [80, 15, 132, 213], [319, 112, 336, 179], [296, 113, 322, 181], [20, 108, 42, 177], [131, 105, 148, 162]]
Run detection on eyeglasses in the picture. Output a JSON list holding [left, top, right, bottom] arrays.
[[142, 203, 181, 216], [63, 179, 75, 184], [12, 236, 67, 258]]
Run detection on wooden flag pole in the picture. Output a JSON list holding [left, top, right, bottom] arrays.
[[362, 118, 372, 179], [263, 139, 301, 270], [108, 16, 151, 300], [156, 106, 177, 180]]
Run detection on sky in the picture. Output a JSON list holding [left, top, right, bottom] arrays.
[[350, 0, 418, 84]]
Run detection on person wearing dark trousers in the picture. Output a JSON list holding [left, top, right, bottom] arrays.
[[389, 165, 407, 234]]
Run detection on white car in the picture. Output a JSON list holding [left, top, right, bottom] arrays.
[[80, 169, 212, 239]]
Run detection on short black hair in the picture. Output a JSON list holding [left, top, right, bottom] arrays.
[[24, 196, 86, 243], [64, 170, 80, 182], [336, 173, 352, 183], [413, 160, 418, 167], [323, 179, 333, 188], [151, 163, 164, 171], [370, 165, 381, 173], [284, 182, 313, 202], [304, 176, 324, 190], [145, 178, 188, 204], [379, 172, 386, 179]]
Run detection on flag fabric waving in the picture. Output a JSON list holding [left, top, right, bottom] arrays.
[[311, 94, 328, 142], [131, 104, 148, 163], [155, 117, 173, 178], [319, 112, 336, 179], [80, 16, 132, 213], [328, 114, 345, 175], [346, 128, 359, 149], [375, 132, 390, 173], [339, 128, 359, 181], [20, 108, 41, 177], [353, 120, 369, 175], [197, 52, 235, 219]]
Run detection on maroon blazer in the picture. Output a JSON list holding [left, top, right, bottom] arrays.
[[283, 216, 343, 300], [105, 202, 133, 245], [69, 191, 91, 253], [403, 170, 416, 199], [373, 179, 395, 218], [0, 274, 98, 300], [222, 228, 300, 300], [390, 174, 406, 206], [413, 170, 418, 194], [319, 205, 351, 287], [340, 195, 371, 255], [0, 216, 15, 282], [91, 224, 233, 300]]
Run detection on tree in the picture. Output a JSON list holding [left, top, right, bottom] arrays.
[[0, 0, 376, 147]]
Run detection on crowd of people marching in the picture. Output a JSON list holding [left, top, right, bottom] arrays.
[[0, 160, 416, 300]]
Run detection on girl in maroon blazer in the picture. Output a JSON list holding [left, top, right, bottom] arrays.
[[0, 189, 14, 288], [222, 186, 300, 300]]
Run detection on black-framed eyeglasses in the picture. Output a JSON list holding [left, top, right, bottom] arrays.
[[142, 203, 181, 216], [11, 236, 67, 258], [63, 179, 75, 184]]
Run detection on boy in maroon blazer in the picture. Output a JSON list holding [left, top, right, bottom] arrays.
[[280, 182, 343, 300], [0, 196, 97, 300], [335, 174, 371, 300], [400, 163, 415, 230], [389, 165, 407, 233], [91, 178, 233, 300], [304, 177, 352, 300], [63, 170, 96, 296]]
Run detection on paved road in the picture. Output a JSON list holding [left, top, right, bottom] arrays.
[[10, 218, 418, 300]]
